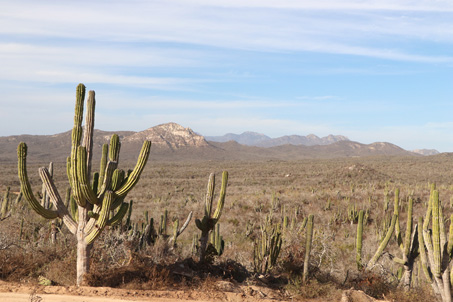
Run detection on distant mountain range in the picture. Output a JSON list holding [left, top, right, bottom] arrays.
[[0, 122, 439, 163], [205, 132, 349, 147]]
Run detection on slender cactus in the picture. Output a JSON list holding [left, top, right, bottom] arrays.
[[356, 210, 364, 270], [303, 214, 314, 282], [195, 171, 228, 263], [17, 84, 151, 286], [1, 187, 10, 219], [169, 211, 193, 247]]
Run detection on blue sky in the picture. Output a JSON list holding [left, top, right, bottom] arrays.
[[1, 1, 453, 151]]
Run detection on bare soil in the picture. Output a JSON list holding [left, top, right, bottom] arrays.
[[0, 280, 301, 302], [0, 280, 390, 302]]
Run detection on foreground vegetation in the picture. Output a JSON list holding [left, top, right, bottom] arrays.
[[3, 154, 453, 300]]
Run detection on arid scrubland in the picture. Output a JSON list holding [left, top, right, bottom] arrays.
[[2, 154, 453, 300]]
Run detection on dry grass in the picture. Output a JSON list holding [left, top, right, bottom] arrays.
[[2, 155, 453, 299]]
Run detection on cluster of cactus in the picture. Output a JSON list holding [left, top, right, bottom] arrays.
[[17, 84, 151, 285], [195, 171, 228, 263], [356, 187, 445, 294], [118, 205, 192, 251], [346, 203, 369, 225], [253, 214, 283, 274], [356, 189, 399, 271]]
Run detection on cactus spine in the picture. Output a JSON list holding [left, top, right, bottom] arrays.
[[17, 84, 151, 286], [195, 171, 228, 263]]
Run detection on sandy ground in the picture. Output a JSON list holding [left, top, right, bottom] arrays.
[[0, 280, 388, 302], [0, 280, 293, 302]]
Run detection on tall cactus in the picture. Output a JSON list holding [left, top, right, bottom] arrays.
[[356, 210, 364, 270], [195, 171, 228, 263], [419, 189, 452, 302], [17, 84, 151, 285]]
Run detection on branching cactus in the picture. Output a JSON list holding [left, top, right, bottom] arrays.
[[419, 189, 453, 302], [195, 171, 228, 263], [17, 84, 151, 285], [391, 197, 420, 290]]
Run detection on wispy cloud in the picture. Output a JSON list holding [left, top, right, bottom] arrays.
[[1, 0, 453, 151], [1, 1, 452, 62]]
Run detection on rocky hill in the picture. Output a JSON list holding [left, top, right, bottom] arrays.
[[0, 122, 421, 163], [411, 149, 440, 156], [124, 123, 209, 150]]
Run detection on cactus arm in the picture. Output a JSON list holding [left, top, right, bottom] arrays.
[[170, 211, 193, 246], [432, 190, 442, 277], [39, 168, 77, 234], [97, 161, 116, 198], [76, 146, 100, 205], [403, 198, 414, 257], [439, 199, 447, 253], [368, 214, 397, 269], [178, 211, 193, 235], [438, 201, 450, 273], [70, 194, 78, 222], [424, 189, 433, 231], [107, 202, 129, 226], [418, 217, 433, 282], [109, 134, 121, 163], [17, 142, 59, 219], [205, 173, 215, 217], [115, 140, 151, 197], [83, 204, 101, 234], [84, 190, 113, 245], [356, 210, 364, 270], [97, 144, 108, 192], [212, 171, 228, 222], [394, 189, 403, 250], [110, 169, 126, 209], [82, 90, 95, 178], [70, 84, 86, 207], [448, 214, 453, 259]]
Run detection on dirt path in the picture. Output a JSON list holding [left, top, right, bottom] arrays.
[[0, 281, 290, 302], [0, 281, 387, 302]]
